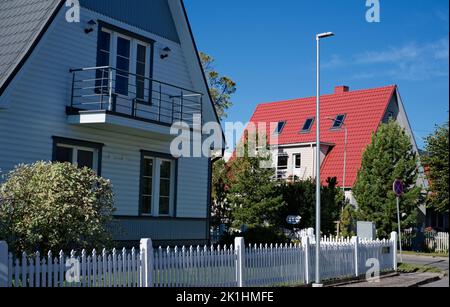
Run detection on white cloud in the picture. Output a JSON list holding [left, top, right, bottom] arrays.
[[350, 38, 449, 81]]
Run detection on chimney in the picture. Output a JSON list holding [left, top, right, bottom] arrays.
[[335, 86, 350, 94]]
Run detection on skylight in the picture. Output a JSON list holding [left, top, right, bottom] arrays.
[[274, 121, 286, 134], [301, 117, 315, 133], [332, 114, 346, 129]]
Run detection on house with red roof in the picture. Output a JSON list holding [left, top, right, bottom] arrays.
[[246, 85, 420, 206]]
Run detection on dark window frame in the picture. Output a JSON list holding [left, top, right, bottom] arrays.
[[274, 121, 287, 135], [139, 150, 178, 217], [277, 155, 289, 170], [331, 114, 347, 130], [301, 117, 315, 134], [52, 136, 104, 176]]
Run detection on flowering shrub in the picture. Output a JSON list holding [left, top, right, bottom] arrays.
[[0, 162, 115, 255]]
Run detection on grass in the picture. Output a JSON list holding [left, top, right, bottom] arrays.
[[401, 250, 449, 258], [398, 263, 443, 274]]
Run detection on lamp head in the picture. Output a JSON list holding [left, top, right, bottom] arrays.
[[317, 32, 335, 40]]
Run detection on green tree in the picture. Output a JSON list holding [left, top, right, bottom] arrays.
[[211, 159, 231, 228], [227, 138, 283, 229], [200, 52, 236, 120], [340, 204, 356, 238], [353, 120, 420, 238], [277, 178, 341, 235], [0, 162, 115, 255], [423, 121, 449, 213]]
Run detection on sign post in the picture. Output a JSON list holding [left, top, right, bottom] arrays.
[[393, 179, 404, 262]]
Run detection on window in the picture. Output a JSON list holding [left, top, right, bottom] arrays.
[[96, 29, 111, 93], [274, 121, 286, 134], [140, 152, 176, 217], [115, 36, 131, 96], [135, 44, 147, 101], [96, 22, 153, 101], [141, 158, 154, 215], [52, 137, 103, 174], [277, 155, 288, 170], [159, 160, 172, 216], [301, 117, 315, 133], [294, 154, 301, 169], [331, 114, 346, 130]]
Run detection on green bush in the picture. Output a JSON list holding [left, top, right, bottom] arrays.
[[219, 226, 289, 245], [0, 162, 115, 255]]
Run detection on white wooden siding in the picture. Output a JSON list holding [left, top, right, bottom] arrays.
[[176, 158, 209, 218], [0, 7, 209, 227]]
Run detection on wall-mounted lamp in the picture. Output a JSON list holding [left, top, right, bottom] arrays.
[[160, 47, 172, 59], [84, 20, 97, 34]]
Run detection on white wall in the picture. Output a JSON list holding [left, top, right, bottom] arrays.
[[271, 144, 330, 180], [0, 7, 210, 226]]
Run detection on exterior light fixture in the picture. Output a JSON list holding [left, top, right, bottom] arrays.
[[84, 20, 97, 34], [160, 47, 172, 59]]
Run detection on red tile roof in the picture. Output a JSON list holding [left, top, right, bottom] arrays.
[[247, 85, 397, 187]]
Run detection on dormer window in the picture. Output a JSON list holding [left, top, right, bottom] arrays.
[[274, 121, 286, 135], [301, 117, 315, 133], [331, 114, 346, 130]]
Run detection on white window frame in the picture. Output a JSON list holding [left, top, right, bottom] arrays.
[[293, 153, 302, 169], [55, 143, 99, 173], [141, 155, 176, 217], [102, 28, 152, 100]]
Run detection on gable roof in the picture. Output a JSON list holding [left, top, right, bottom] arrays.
[[0, 0, 63, 96], [248, 85, 397, 187]]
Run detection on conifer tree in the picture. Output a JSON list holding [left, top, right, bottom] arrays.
[[353, 120, 420, 238]]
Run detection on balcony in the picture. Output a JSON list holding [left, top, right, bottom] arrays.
[[67, 66, 203, 135]]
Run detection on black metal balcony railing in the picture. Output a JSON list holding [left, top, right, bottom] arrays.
[[69, 66, 203, 127]]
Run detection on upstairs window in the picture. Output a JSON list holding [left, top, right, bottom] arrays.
[[301, 117, 315, 133], [274, 121, 286, 135], [331, 114, 346, 130], [96, 22, 154, 102]]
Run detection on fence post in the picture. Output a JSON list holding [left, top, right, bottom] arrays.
[[302, 236, 310, 284], [140, 239, 154, 287], [234, 237, 245, 287], [351, 236, 359, 277], [0, 241, 7, 287], [390, 232, 398, 271]]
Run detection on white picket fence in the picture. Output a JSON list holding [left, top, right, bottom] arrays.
[[0, 233, 398, 288], [426, 232, 449, 253], [402, 230, 449, 253]]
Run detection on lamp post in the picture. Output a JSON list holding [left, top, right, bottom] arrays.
[[314, 32, 334, 287]]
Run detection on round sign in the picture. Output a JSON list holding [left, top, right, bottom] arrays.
[[393, 179, 404, 197], [286, 215, 302, 225]]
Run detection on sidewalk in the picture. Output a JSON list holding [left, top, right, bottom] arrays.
[[336, 272, 442, 287]]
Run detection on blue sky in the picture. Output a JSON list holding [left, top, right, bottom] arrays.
[[184, 0, 449, 149]]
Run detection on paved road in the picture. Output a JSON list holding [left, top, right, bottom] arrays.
[[421, 276, 449, 287], [400, 254, 449, 272], [337, 273, 441, 287], [399, 254, 449, 288]]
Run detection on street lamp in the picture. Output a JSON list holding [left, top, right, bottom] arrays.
[[314, 31, 334, 287]]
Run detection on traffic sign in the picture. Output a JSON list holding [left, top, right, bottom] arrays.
[[286, 215, 302, 225], [393, 179, 404, 197]]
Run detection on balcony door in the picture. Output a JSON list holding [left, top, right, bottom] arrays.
[[97, 28, 153, 112]]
